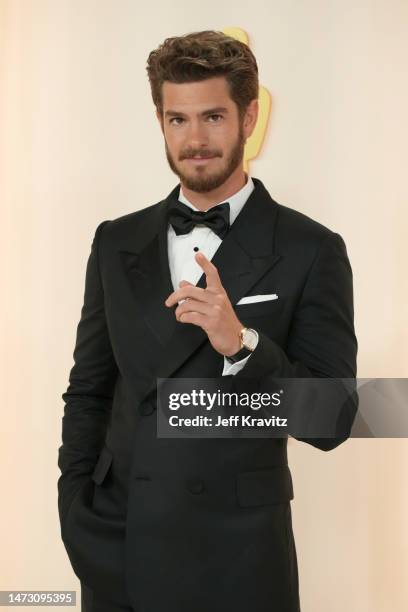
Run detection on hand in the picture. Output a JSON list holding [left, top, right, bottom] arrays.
[[164, 251, 243, 357]]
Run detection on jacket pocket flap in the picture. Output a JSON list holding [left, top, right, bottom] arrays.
[[91, 445, 113, 485], [236, 465, 294, 507]]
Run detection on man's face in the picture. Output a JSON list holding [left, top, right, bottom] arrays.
[[157, 76, 255, 193]]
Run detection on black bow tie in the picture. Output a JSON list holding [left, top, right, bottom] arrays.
[[167, 200, 230, 240]]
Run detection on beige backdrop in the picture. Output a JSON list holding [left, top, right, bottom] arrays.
[[1, 0, 407, 610]]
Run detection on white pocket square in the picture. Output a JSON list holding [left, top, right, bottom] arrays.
[[236, 293, 278, 305]]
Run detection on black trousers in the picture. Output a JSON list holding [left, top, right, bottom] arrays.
[[80, 582, 134, 612]]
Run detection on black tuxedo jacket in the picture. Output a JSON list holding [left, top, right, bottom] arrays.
[[58, 177, 357, 612]]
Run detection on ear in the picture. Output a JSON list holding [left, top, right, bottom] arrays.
[[243, 98, 259, 139]]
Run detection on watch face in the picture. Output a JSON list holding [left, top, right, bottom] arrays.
[[242, 328, 258, 351]]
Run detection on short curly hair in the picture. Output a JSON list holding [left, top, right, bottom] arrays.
[[146, 30, 259, 120]]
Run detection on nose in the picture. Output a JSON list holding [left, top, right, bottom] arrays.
[[186, 119, 209, 149]]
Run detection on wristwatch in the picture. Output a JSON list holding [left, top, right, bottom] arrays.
[[225, 327, 259, 363]]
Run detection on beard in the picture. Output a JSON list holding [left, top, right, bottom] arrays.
[[164, 122, 246, 193]]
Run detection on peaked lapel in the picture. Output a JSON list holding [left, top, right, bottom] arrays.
[[119, 203, 176, 348], [120, 177, 281, 403]]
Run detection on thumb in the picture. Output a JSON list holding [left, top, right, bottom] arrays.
[[179, 280, 193, 287]]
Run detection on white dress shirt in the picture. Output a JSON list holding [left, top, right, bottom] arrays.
[[167, 174, 256, 376]]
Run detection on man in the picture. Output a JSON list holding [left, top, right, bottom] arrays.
[[58, 30, 357, 612]]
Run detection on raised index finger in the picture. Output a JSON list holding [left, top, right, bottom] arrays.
[[195, 251, 221, 290]]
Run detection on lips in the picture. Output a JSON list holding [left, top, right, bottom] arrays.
[[186, 156, 216, 164]]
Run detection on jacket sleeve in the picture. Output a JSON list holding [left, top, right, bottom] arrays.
[[57, 220, 118, 518], [235, 231, 358, 451]]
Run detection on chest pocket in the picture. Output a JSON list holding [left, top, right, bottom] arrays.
[[234, 295, 284, 319]]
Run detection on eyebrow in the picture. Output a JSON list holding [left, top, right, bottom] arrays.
[[164, 107, 229, 118]]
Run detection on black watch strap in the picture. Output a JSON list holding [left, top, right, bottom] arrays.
[[225, 345, 252, 364]]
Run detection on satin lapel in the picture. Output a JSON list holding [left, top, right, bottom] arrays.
[[138, 177, 282, 403], [119, 196, 176, 347]]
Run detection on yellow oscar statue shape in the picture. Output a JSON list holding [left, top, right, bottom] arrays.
[[222, 27, 271, 173]]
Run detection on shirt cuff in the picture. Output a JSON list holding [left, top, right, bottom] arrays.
[[222, 353, 253, 376]]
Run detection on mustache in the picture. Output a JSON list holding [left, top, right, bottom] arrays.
[[180, 151, 222, 160]]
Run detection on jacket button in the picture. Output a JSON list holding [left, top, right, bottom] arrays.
[[139, 402, 155, 416], [187, 479, 205, 494]]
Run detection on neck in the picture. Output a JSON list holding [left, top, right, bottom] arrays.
[[180, 166, 247, 211]]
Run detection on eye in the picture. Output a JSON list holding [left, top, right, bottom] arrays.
[[208, 114, 223, 122], [169, 117, 184, 125]]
